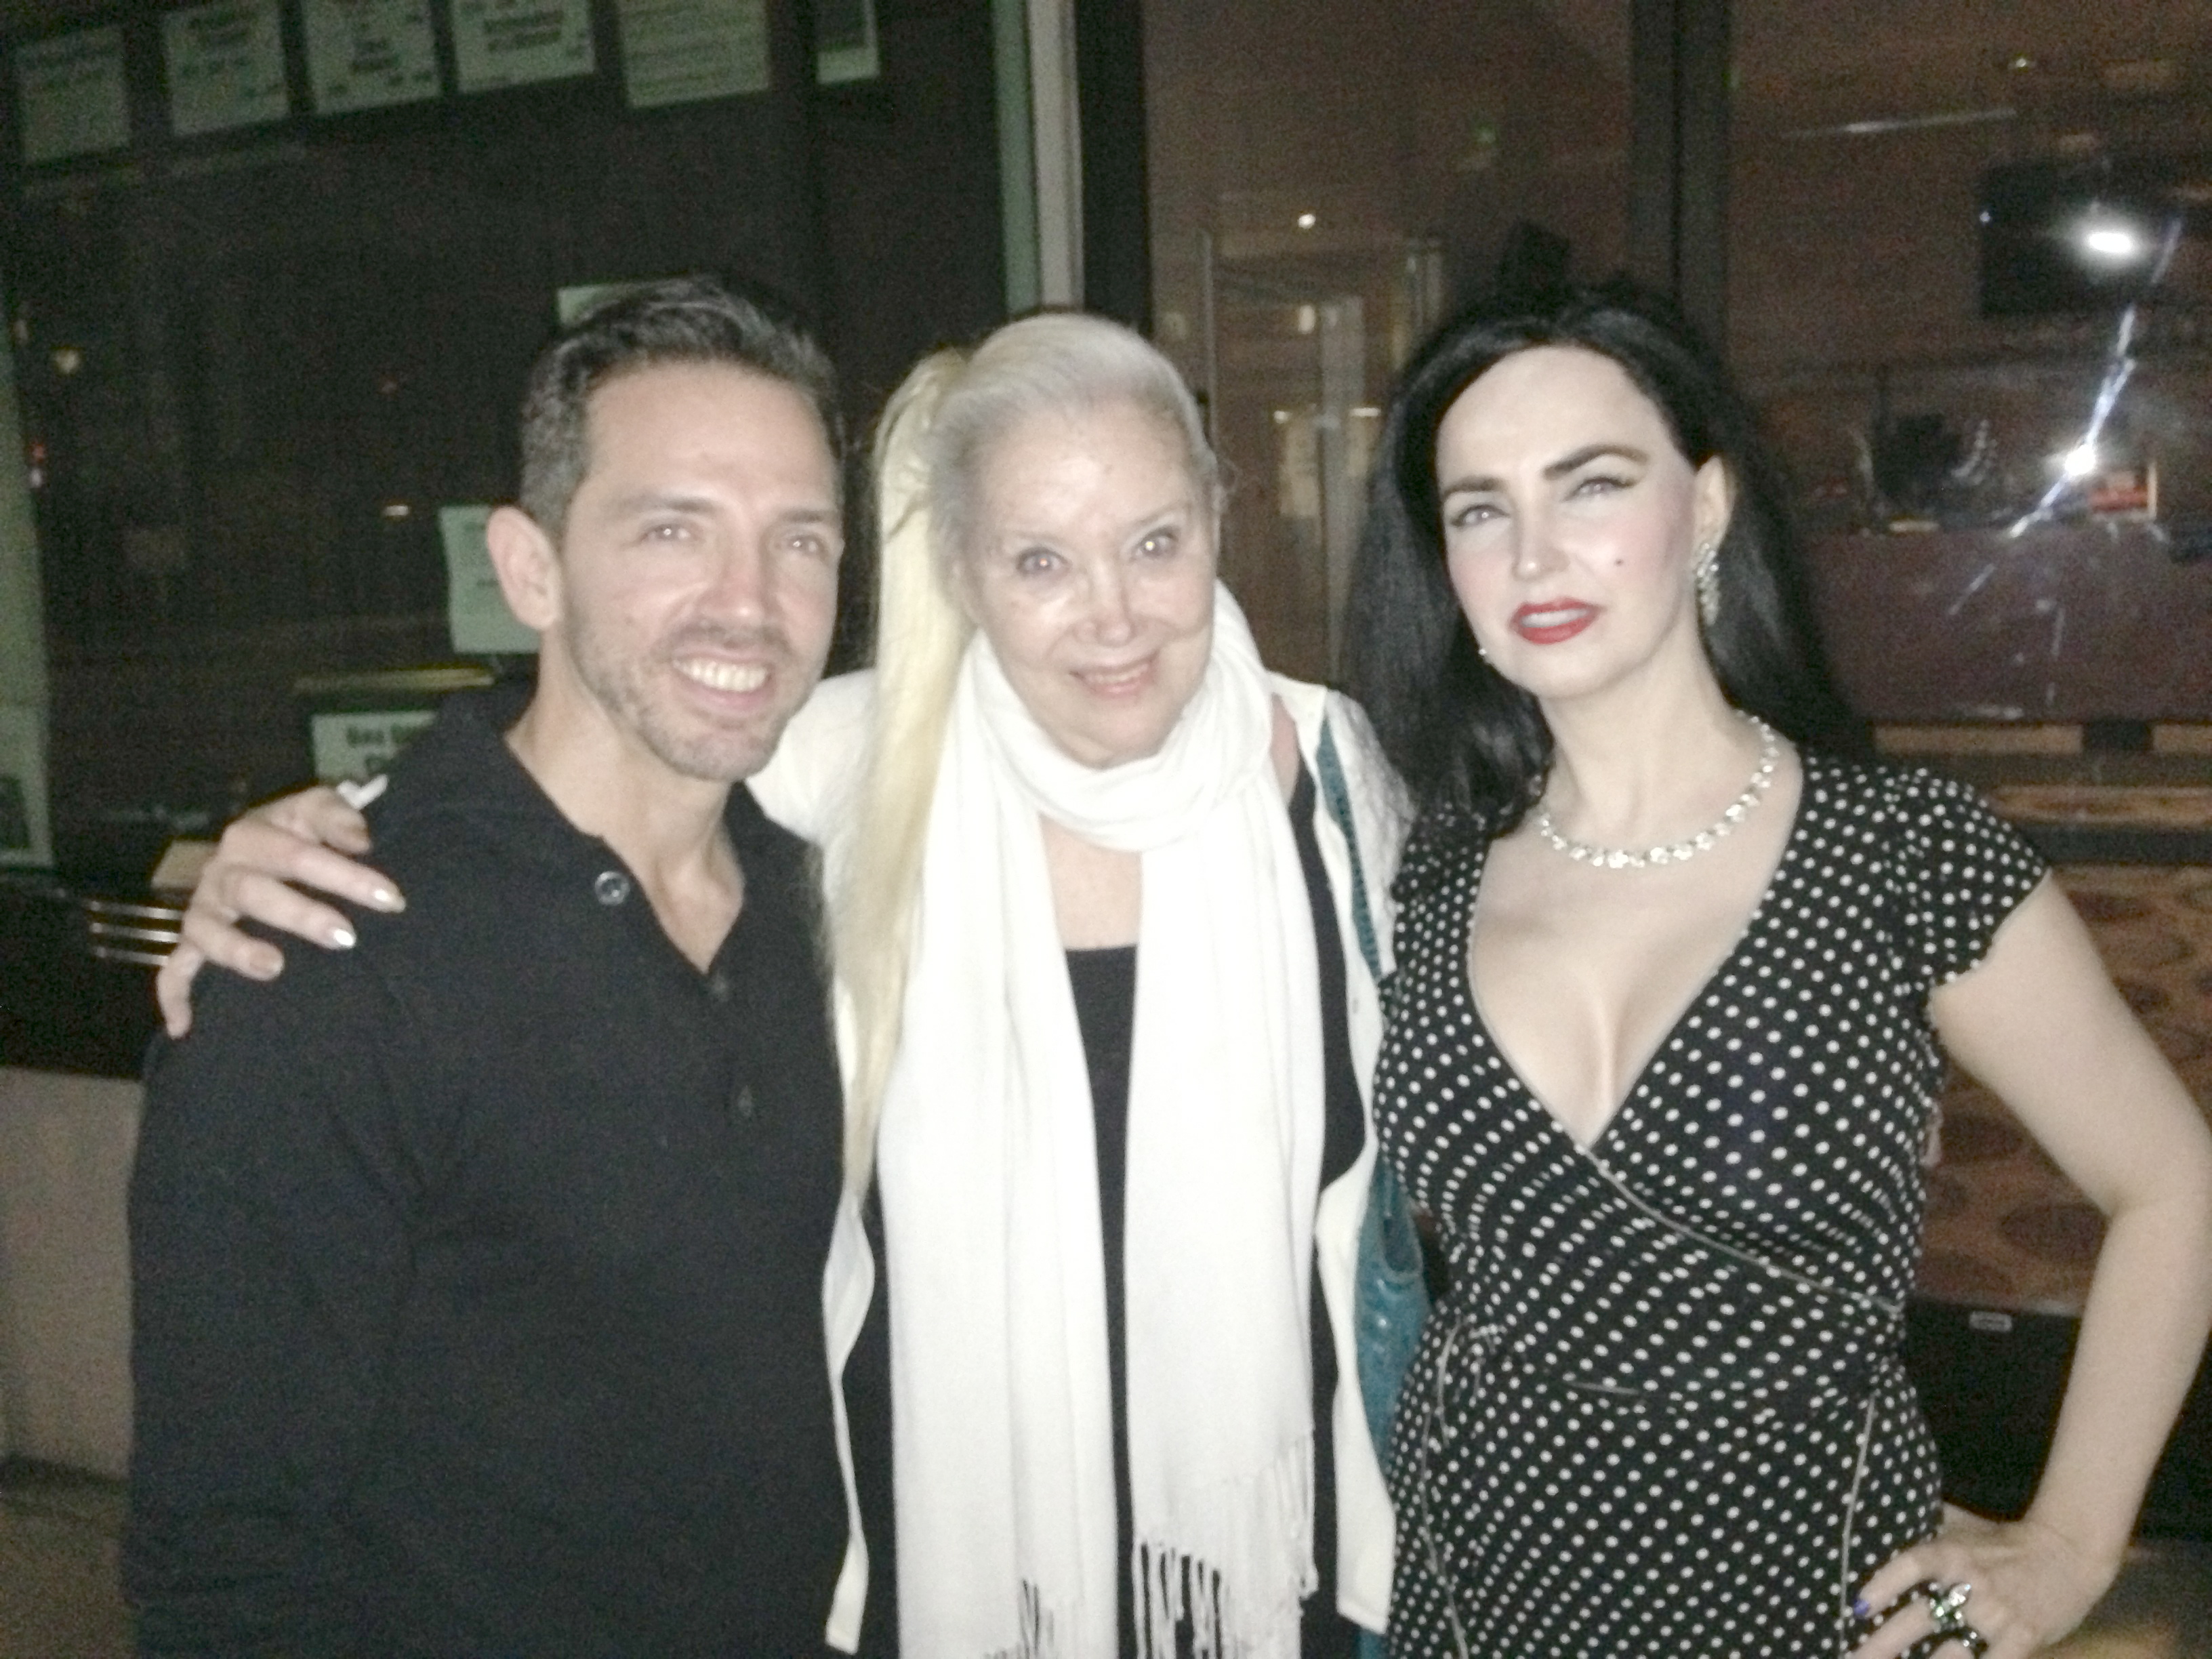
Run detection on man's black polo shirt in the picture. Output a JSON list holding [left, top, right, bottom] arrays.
[[127, 688, 863, 1656]]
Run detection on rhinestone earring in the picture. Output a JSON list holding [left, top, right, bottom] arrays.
[[1692, 541, 1721, 629]]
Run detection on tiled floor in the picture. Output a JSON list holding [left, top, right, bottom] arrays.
[[0, 1465, 129, 1659], [0, 1461, 2205, 1656]]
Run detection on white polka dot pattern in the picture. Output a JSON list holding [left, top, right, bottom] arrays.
[[1376, 754, 2047, 1658]]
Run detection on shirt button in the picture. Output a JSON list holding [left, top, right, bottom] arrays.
[[707, 972, 733, 1003], [593, 869, 631, 905], [731, 1083, 756, 1120]]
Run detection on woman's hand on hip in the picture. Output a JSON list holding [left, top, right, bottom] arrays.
[[1848, 1504, 2117, 1659]]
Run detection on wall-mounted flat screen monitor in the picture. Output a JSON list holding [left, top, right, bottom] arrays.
[[1980, 155, 2211, 316]]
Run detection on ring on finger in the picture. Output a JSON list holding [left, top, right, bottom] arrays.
[[1922, 1580, 1973, 1632]]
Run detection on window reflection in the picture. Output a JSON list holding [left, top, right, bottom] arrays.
[[1144, 0, 1633, 680], [1732, 0, 2212, 724]]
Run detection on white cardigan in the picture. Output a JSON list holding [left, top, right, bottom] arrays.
[[750, 668, 1408, 1652]]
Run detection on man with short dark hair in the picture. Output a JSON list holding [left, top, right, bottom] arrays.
[[125, 278, 876, 1656]]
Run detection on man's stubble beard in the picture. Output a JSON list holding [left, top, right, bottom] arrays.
[[561, 609, 812, 784]]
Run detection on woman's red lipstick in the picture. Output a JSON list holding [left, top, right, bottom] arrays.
[[1511, 600, 1599, 644]]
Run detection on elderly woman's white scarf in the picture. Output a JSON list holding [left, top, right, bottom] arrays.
[[881, 586, 1324, 1659]]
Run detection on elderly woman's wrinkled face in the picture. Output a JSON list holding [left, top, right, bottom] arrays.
[[958, 399, 1217, 769]]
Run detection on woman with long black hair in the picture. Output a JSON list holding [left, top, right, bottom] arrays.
[[1342, 280, 2212, 1659]]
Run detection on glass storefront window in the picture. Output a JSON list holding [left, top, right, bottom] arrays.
[[0, 1, 1010, 879], [1732, 2, 2212, 729], [1144, 0, 1633, 682]]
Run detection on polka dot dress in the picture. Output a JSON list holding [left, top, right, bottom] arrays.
[[1376, 753, 2047, 1658]]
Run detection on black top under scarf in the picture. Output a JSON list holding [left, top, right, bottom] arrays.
[[1067, 762, 1363, 1659]]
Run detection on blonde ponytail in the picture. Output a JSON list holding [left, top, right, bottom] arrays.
[[832, 350, 974, 1191]]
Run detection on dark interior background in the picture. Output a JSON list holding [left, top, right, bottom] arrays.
[[3, 0, 1008, 880]]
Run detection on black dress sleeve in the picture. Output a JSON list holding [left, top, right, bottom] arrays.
[[1888, 767, 2049, 989]]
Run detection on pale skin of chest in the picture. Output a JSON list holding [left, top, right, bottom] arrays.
[[1468, 756, 1803, 1148], [640, 848, 745, 972]]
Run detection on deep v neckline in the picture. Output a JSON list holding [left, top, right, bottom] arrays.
[[1459, 753, 1817, 1155]]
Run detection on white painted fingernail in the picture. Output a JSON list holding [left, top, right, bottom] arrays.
[[371, 886, 403, 911], [331, 925, 356, 948]]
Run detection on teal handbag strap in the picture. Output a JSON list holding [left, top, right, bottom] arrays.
[[1319, 710, 1430, 1466], [1314, 718, 1382, 983]]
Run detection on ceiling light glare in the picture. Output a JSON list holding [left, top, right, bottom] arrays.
[[1296, 212, 1317, 230], [2078, 220, 2145, 262], [2061, 443, 2100, 480]]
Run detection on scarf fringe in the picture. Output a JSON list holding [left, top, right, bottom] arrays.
[[983, 1581, 1061, 1659], [1132, 1435, 1317, 1659]]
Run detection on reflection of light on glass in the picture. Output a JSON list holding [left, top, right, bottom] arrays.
[[2061, 444, 2100, 479], [1296, 304, 1317, 335], [52, 347, 82, 375], [2008, 213, 2185, 537], [1296, 212, 1316, 230], [1944, 560, 1999, 618], [1273, 409, 1290, 424], [381, 502, 411, 520], [2079, 220, 2146, 262]]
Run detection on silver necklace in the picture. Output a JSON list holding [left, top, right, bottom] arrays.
[[1532, 717, 1780, 870]]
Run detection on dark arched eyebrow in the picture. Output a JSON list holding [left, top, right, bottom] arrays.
[[1543, 443, 1650, 479], [1440, 443, 1653, 499]]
